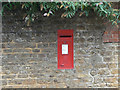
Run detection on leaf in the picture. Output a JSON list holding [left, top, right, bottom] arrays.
[[116, 24, 119, 28], [108, 3, 111, 7], [40, 4, 43, 11], [112, 14, 116, 17], [27, 19, 30, 26], [57, 5, 59, 8], [98, 2, 103, 5], [64, 14, 66, 17], [114, 21, 117, 25], [61, 13, 64, 17], [71, 3, 75, 10], [85, 11, 88, 16], [113, 9, 119, 11], [106, 14, 107, 17], [61, 13, 67, 18], [24, 3, 29, 8], [22, 4, 25, 9], [65, 6, 69, 9], [23, 13, 27, 19], [60, 5, 63, 9], [81, 2, 84, 11], [47, 13, 50, 17], [9, 3, 12, 9], [6, 5, 11, 10], [0, 8, 3, 16], [79, 12, 84, 16]]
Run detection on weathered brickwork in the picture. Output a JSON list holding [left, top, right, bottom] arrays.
[[1, 10, 119, 88], [103, 23, 120, 42], [0, 3, 2, 89]]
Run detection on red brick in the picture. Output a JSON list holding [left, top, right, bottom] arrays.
[[104, 31, 108, 34], [119, 39, 120, 41], [103, 30, 120, 43], [113, 39, 119, 42], [111, 31, 118, 34], [112, 34, 118, 38], [103, 21, 120, 43], [118, 31, 120, 34], [109, 39, 113, 42]]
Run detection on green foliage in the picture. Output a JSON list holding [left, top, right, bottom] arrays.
[[1, 2, 120, 26]]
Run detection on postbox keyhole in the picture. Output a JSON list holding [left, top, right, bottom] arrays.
[[61, 64, 64, 66]]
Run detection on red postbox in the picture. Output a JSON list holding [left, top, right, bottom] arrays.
[[57, 29, 74, 69]]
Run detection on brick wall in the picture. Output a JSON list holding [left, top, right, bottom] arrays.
[[103, 23, 120, 42], [1, 10, 119, 88], [103, 2, 120, 43]]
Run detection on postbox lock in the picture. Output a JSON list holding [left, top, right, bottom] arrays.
[[61, 64, 64, 66]]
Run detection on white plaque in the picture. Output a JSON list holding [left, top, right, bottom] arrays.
[[62, 44, 68, 54]]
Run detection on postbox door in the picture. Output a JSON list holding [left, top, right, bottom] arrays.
[[58, 40, 73, 69]]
